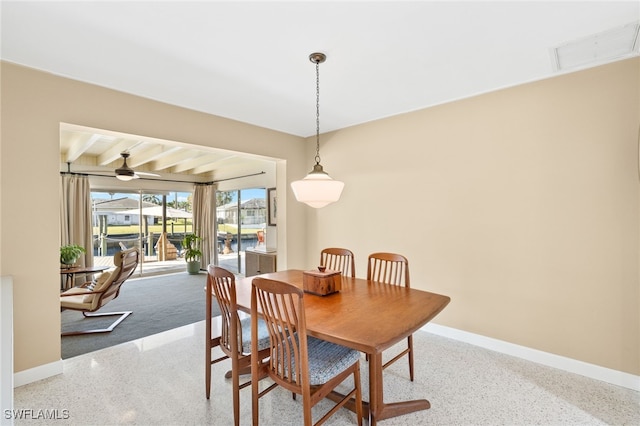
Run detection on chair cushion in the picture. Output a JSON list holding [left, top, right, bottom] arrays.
[[60, 289, 94, 309], [61, 284, 94, 302], [306, 337, 360, 385], [92, 271, 112, 292], [273, 335, 360, 386], [240, 317, 270, 354], [60, 271, 112, 307]]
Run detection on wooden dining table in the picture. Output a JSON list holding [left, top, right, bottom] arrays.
[[234, 269, 451, 425]]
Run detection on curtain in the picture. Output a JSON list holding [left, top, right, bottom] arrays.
[[60, 174, 93, 268], [193, 183, 217, 269]]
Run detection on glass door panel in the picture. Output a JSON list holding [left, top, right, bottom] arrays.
[[215, 188, 266, 275], [216, 190, 239, 273], [91, 191, 143, 264], [91, 190, 193, 275]]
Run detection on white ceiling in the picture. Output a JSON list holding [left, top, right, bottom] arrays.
[[2, 1, 639, 180]]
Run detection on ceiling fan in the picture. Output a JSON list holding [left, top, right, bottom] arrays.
[[115, 152, 160, 181]]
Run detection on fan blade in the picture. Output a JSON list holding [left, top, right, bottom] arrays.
[[135, 171, 161, 177]]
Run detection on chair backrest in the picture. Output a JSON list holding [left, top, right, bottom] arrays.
[[367, 252, 410, 287], [92, 248, 139, 310], [207, 265, 243, 356], [320, 247, 356, 278], [251, 277, 309, 391]]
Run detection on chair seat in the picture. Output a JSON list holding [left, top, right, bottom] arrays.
[[307, 337, 360, 385], [60, 294, 93, 310], [240, 317, 270, 354], [275, 335, 360, 386]]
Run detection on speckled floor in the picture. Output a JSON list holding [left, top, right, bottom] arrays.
[[13, 322, 639, 425]]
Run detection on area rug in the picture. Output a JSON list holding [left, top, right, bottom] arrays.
[[61, 271, 220, 359]]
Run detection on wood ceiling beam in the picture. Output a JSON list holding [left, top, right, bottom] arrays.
[[128, 145, 182, 168], [171, 153, 229, 173], [152, 150, 202, 171], [64, 134, 102, 163], [97, 139, 140, 165]]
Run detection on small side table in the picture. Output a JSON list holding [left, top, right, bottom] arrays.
[[60, 265, 109, 291]]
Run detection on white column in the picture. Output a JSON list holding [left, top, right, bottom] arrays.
[[0, 276, 14, 425]]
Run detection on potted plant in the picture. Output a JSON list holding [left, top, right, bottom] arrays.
[[60, 244, 86, 267], [182, 233, 202, 274]]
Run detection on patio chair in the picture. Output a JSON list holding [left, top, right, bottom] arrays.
[[60, 248, 139, 336], [256, 230, 265, 246]]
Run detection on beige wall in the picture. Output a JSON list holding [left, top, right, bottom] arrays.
[[2, 58, 638, 377], [0, 62, 309, 373], [305, 58, 640, 375]]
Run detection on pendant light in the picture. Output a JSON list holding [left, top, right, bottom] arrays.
[[291, 52, 344, 208]]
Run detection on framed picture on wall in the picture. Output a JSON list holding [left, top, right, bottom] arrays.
[[267, 188, 277, 226]]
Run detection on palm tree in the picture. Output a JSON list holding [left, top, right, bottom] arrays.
[[142, 194, 161, 204], [216, 191, 233, 207]]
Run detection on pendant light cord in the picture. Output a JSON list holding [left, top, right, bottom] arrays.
[[314, 59, 321, 166]]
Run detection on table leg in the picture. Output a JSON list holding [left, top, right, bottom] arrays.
[[326, 351, 430, 424], [369, 351, 430, 424], [368, 352, 382, 425]]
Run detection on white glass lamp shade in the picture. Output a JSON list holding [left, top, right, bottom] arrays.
[[115, 162, 136, 181], [291, 168, 344, 209]]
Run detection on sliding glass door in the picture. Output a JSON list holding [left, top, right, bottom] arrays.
[[215, 188, 266, 275], [91, 190, 192, 274]]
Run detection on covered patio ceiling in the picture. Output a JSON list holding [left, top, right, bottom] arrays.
[[60, 123, 274, 185]]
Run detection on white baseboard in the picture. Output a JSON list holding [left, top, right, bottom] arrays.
[[13, 360, 63, 388], [423, 323, 640, 392]]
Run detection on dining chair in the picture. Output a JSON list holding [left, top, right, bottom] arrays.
[[206, 265, 271, 426], [250, 277, 363, 426], [366, 252, 414, 381], [320, 247, 356, 277]]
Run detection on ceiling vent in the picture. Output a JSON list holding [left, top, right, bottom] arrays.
[[551, 21, 640, 72]]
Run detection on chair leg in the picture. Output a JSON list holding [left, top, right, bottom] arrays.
[[206, 356, 211, 399], [206, 337, 213, 399], [252, 373, 259, 426], [354, 365, 363, 426], [407, 334, 414, 382], [375, 334, 415, 381], [303, 396, 313, 426], [232, 360, 240, 426], [61, 311, 132, 336]]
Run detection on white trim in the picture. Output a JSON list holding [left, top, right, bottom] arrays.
[[423, 323, 640, 392], [13, 360, 63, 388], [1, 276, 14, 426]]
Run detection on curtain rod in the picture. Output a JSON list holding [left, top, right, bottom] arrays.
[[60, 171, 266, 185]]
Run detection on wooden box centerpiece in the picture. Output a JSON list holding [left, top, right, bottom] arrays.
[[303, 267, 342, 296]]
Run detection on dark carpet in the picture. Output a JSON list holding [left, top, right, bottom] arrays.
[[61, 271, 220, 359]]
